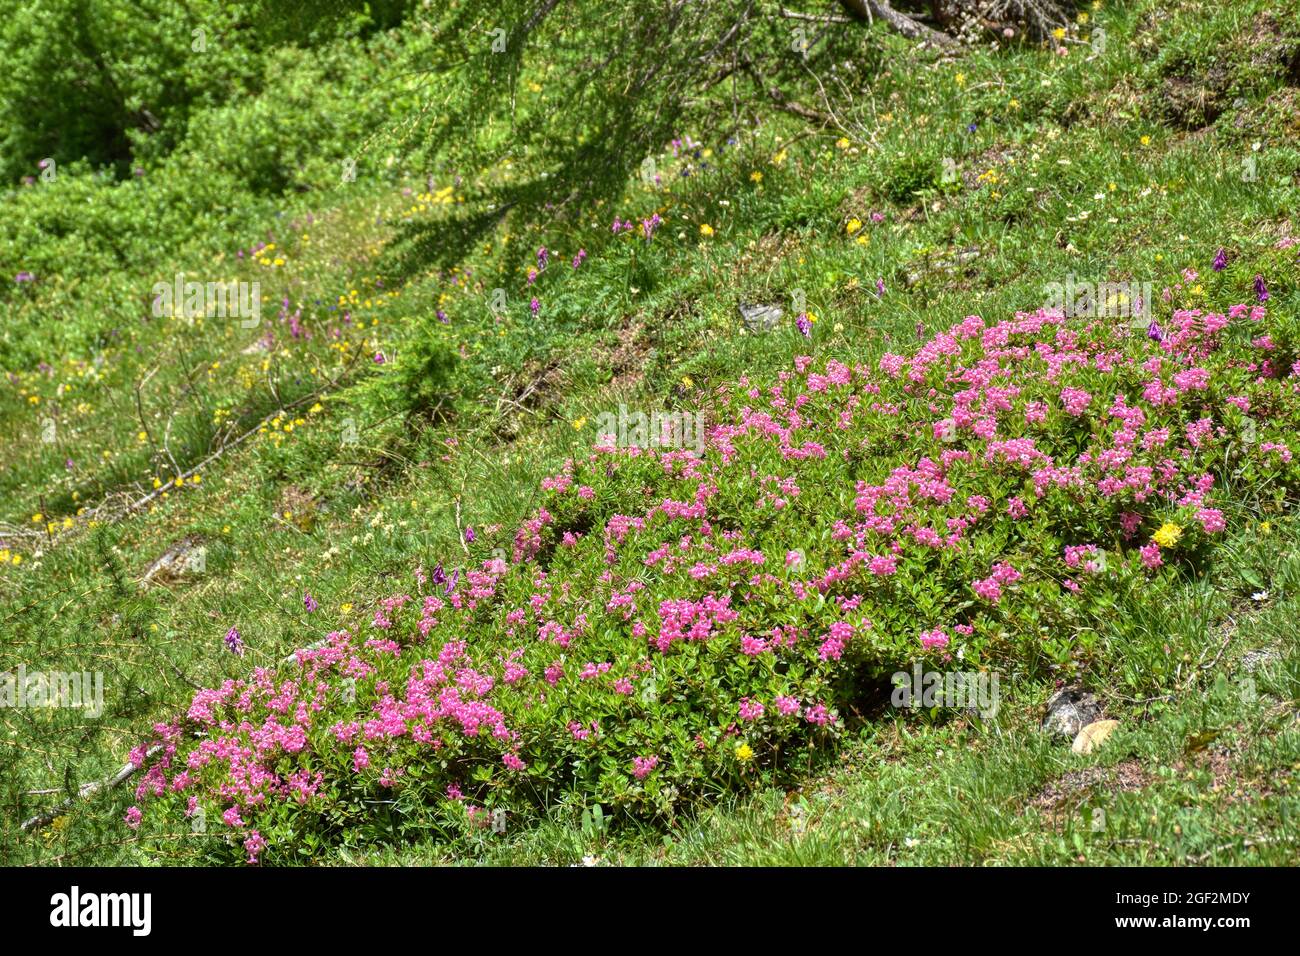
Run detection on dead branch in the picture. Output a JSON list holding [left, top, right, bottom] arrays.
[[836, 0, 960, 48], [779, 6, 853, 24]]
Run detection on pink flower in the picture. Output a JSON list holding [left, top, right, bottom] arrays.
[[869, 554, 897, 576], [738, 698, 765, 721], [991, 562, 1021, 584], [919, 628, 949, 650], [1196, 508, 1225, 533], [125, 806, 143, 829], [774, 695, 800, 716], [804, 703, 832, 726], [632, 755, 659, 779], [1139, 542, 1163, 569], [1173, 367, 1210, 392], [818, 620, 853, 660], [1060, 387, 1092, 416], [502, 752, 526, 771], [244, 830, 266, 865], [353, 746, 370, 772]]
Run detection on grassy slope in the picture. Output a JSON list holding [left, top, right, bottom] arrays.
[[4, 0, 1300, 864]]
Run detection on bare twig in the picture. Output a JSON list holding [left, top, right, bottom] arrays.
[[1188, 835, 1295, 864], [779, 7, 853, 24]]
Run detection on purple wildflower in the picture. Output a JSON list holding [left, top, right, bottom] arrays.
[[224, 627, 244, 657], [537, 247, 548, 272], [1254, 275, 1269, 303], [373, 351, 386, 365], [1212, 248, 1227, 271], [530, 297, 540, 315], [303, 591, 318, 613], [572, 249, 587, 269], [432, 563, 446, 585], [1147, 320, 1164, 343], [15, 272, 35, 284], [876, 278, 886, 297], [464, 526, 475, 543], [796, 313, 812, 337]]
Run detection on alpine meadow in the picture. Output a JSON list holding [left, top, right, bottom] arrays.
[[2, 0, 1300, 884]]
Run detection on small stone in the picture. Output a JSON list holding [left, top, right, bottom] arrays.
[[1072, 719, 1120, 755], [1041, 685, 1103, 738], [737, 302, 782, 332], [1241, 648, 1279, 673]]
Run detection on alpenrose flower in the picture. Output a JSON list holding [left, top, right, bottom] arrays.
[[127, 299, 1300, 863]]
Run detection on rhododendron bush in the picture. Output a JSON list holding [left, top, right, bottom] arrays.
[[129, 302, 1300, 863]]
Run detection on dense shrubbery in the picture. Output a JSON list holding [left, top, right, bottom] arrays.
[[128, 295, 1300, 863]]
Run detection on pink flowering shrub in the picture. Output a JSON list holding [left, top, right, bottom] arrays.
[[129, 302, 1300, 863]]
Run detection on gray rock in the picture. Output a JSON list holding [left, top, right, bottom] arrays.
[[738, 302, 783, 333], [1041, 685, 1103, 739], [141, 535, 207, 585], [1241, 648, 1280, 673]]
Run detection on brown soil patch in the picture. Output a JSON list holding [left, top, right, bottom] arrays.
[[1026, 759, 1151, 823], [607, 320, 649, 394]]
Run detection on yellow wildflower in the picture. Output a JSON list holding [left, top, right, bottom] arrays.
[[1153, 522, 1183, 548]]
